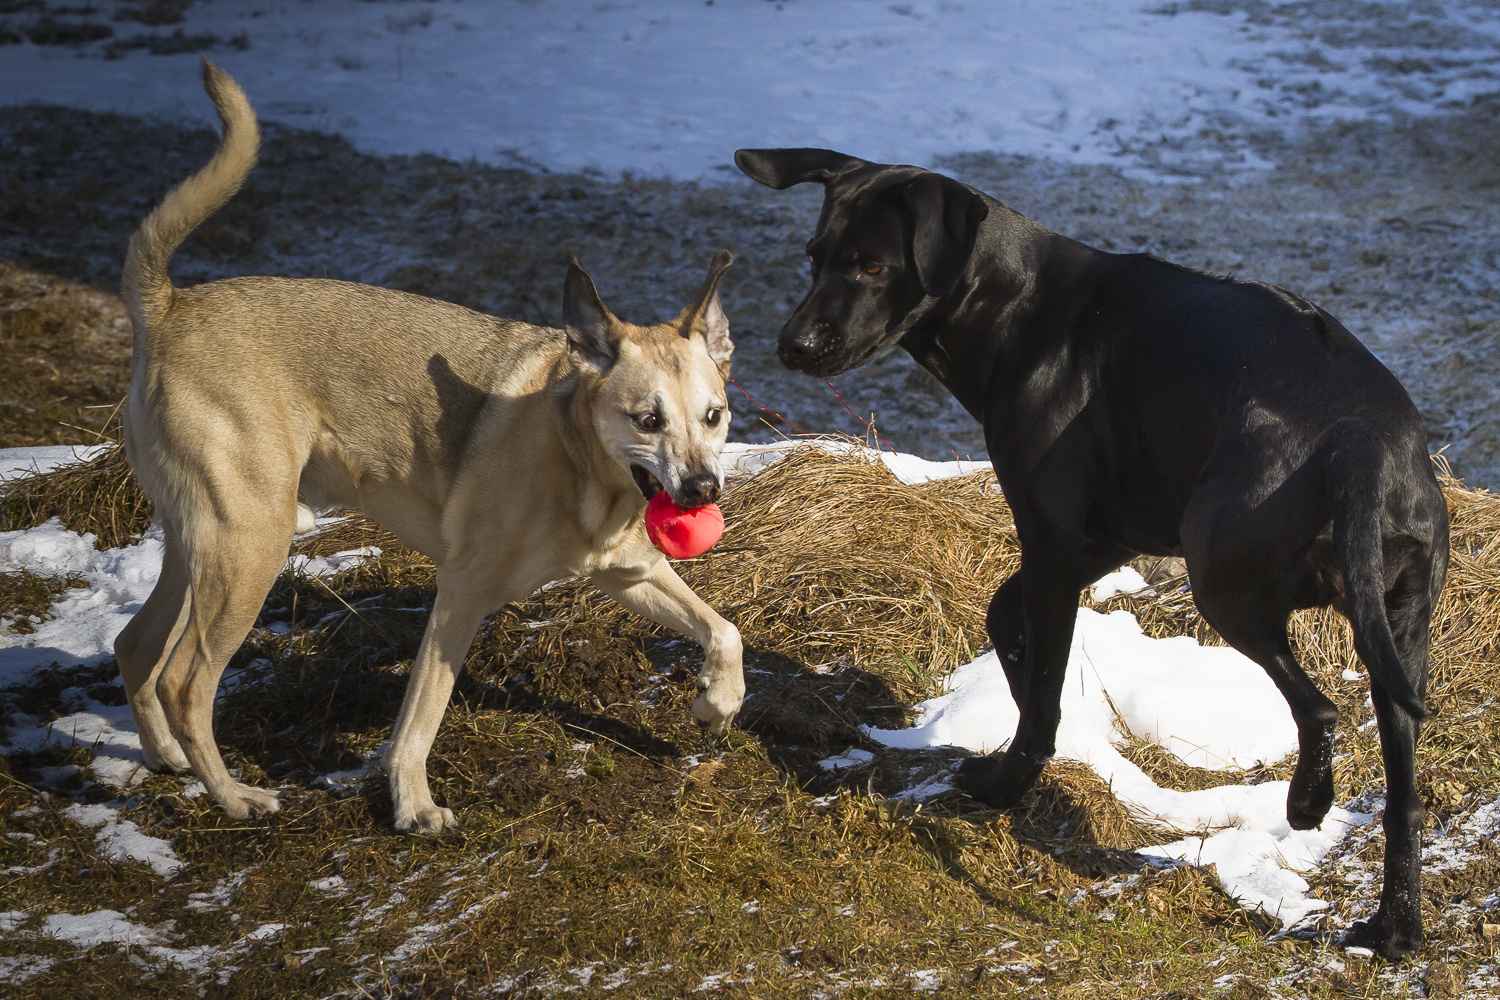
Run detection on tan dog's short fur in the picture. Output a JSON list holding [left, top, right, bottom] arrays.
[[113, 63, 745, 833]]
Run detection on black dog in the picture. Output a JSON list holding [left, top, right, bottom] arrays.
[[736, 147, 1448, 959]]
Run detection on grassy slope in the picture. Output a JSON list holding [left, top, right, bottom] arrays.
[[1, 446, 1498, 998], [1, 94, 1499, 997]]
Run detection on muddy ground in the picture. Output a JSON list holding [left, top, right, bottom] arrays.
[[1, 87, 1498, 484], [3, 444, 1500, 998]]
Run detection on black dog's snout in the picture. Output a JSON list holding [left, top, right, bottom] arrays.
[[778, 321, 832, 368], [678, 473, 721, 508]]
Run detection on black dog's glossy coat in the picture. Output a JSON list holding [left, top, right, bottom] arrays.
[[737, 147, 1448, 959]]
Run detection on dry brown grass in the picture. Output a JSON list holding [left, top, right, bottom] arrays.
[[0, 568, 87, 635], [0, 440, 150, 549], [6, 442, 1500, 995], [0, 262, 131, 448]]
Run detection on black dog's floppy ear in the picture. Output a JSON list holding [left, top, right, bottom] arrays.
[[563, 257, 617, 370], [679, 249, 734, 364], [898, 173, 988, 299], [734, 148, 864, 189]]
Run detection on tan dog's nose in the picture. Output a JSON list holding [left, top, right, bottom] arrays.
[[679, 473, 720, 508]]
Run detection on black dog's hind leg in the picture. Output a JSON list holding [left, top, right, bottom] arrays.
[[1190, 583, 1340, 830], [1343, 681, 1424, 959], [960, 546, 1130, 807], [1346, 570, 1438, 959]]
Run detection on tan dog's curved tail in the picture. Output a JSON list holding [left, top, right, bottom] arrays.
[[122, 60, 259, 338]]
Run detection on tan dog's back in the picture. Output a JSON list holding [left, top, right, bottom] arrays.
[[129, 273, 562, 559]]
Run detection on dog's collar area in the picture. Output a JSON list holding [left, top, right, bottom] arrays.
[[630, 464, 664, 500]]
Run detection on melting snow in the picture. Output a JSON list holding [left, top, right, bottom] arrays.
[[4, 1, 1498, 182], [61, 801, 182, 878], [866, 603, 1375, 927]]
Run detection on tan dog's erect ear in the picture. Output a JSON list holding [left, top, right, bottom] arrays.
[[678, 249, 734, 365], [563, 257, 618, 370]]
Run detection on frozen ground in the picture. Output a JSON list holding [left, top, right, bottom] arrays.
[[0, 440, 1422, 938], [3, 0, 1499, 182]]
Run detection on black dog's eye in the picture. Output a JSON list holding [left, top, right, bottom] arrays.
[[705, 407, 723, 427], [635, 412, 660, 432], [862, 262, 885, 276]]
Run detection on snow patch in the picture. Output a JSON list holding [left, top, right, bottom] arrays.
[[61, 801, 181, 877], [864, 595, 1373, 927], [1089, 567, 1153, 602], [817, 748, 874, 772], [3, 1, 1496, 180]]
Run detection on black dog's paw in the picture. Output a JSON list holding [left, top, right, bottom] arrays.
[[1286, 801, 1332, 832], [1343, 915, 1422, 962], [955, 755, 1027, 809], [1285, 787, 1334, 831], [1286, 768, 1335, 831]]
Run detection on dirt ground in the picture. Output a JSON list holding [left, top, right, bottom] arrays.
[[3, 445, 1500, 998], [0, 84, 1497, 485], [2, 33, 1500, 995]]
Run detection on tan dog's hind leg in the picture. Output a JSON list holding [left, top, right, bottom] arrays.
[[592, 561, 744, 735], [385, 577, 495, 834], [114, 529, 192, 773], [156, 513, 293, 820]]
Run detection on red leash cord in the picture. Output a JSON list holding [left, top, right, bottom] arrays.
[[728, 377, 807, 435], [727, 376, 897, 454], [821, 377, 897, 455]]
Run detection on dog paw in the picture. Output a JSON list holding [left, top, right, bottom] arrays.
[[955, 752, 1046, 810], [395, 804, 458, 835], [1344, 915, 1422, 961], [142, 741, 192, 774], [1286, 771, 1335, 831], [692, 686, 741, 737], [1286, 801, 1332, 832], [219, 783, 285, 821]]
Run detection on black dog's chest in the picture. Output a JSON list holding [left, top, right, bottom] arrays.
[[990, 397, 1201, 560], [1086, 490, 1184, 558]]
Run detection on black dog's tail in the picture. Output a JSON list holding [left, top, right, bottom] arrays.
[[1326, 427, 1428, 720]]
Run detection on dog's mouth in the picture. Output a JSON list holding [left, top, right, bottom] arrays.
[[630, 464, 665, 500]]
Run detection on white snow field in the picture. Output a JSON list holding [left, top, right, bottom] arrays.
[[2, 440, 1379, 928], [2, 0, 1499, 180]]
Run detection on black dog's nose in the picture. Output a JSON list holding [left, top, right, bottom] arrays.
[[778, 323, 830, 367], [678, 473, 720, 508]]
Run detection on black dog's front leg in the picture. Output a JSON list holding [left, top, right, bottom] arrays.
[[959, 554, 1104, 807], [986, 573, 1027, 704]]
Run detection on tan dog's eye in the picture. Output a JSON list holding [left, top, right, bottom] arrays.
[[706, 407, 723, 427], [635, 412, 660, 432], [862, 262, 884, 276]]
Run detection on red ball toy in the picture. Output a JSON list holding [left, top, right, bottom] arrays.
[[644, 491, 724, 559]]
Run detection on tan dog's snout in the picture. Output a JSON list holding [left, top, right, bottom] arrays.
[[677, 470, 721, 508]]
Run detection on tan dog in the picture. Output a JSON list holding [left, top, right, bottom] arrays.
[[112, 63, 744, 833]]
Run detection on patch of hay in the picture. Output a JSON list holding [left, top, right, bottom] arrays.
[[0, 261, 132, 448], [680, 446, 1015, 689], [289, 443, 1014, 703], [0, 443, 150, 549], [1011, 758, 1174, 851]]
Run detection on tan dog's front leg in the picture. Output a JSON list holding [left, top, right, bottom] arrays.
[[385, 585, 488, 833], [593, 561, 744, 735]]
